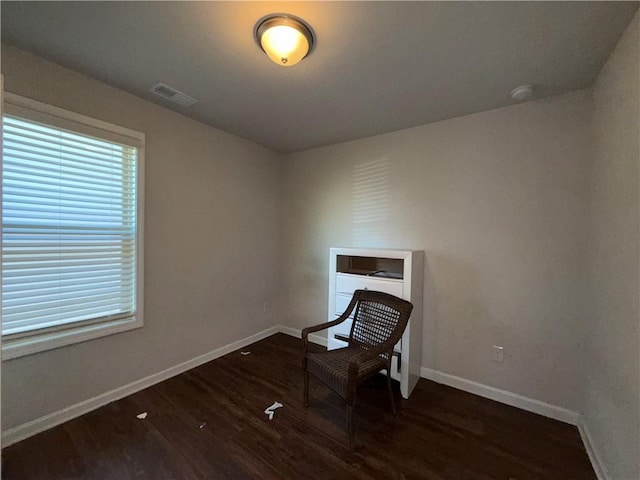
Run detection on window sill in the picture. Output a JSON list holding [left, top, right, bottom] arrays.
[[2, 316, 143, 360]]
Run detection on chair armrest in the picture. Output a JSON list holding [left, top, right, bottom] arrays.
[[302, 292, 359, 352], [301, 313, 348, 351]]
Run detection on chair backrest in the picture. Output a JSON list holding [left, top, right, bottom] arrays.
[[348, 289, 413, 361]]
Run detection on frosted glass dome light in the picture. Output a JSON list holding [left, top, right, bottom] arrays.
[[255, 15, 315, 67]]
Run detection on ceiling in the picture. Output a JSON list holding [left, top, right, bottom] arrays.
[[1, 2, 638, 153]]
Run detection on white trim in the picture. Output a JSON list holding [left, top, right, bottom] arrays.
[[279, 327, 581, 425], [578, 418, 610, 480], [1, 93, 145, 360], [420, 367, 580, 425], [423, 363, 605, 477], [293, 330, 599, 476], [135, 139, 145, 356], [1, 73, 5, 474], [2, 325, 279, 447], [278, 325, 328, 347], [1, 321, 599, 480], [2, 316, 143, 361], [4, 92, 144, 146]]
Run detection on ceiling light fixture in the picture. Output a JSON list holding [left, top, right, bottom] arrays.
[[254, 14, 314, 67]]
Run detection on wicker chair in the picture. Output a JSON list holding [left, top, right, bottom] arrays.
[[302, 289, 413, 447]]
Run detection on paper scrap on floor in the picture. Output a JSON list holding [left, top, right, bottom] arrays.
[[264, 401, 283, 420], [136, 412, 148, 420]]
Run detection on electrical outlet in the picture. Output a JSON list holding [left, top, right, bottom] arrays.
[[263, 302, 270, 313], [492, 345, 504, 362]]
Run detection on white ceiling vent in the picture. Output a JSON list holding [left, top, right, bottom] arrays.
[[149, 82, 198, 107]]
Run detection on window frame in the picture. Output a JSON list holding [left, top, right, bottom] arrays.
[[1, 93, 145, 360]]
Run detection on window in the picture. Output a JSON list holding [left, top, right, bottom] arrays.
[[1, 94, 144, 359]]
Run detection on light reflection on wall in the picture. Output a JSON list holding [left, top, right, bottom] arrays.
[[352, 157, 390, 247]]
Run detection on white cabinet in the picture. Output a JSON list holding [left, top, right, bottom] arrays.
[[327, 248, 423, 399]]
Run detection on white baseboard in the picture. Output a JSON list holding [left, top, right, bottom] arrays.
[[2, 325, 280, 448], [279, 326, 581, 426], [279, 325, 328, 347], [420, 367, 581, 426], [424, 365, 606, 477], [1, 323, 600, 480], [578, 418, 610, 480]]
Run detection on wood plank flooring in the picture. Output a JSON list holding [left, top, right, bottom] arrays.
[[2, 333, 596, 479]]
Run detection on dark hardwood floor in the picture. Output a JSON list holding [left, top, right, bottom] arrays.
[[2, 333, 595, 479]]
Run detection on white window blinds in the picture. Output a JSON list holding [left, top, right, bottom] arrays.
[[2, 113, 139, 336]]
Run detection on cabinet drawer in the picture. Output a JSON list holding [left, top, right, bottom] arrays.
[[335, 273, 403, 298]]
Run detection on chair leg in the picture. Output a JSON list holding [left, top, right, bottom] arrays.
[[387, 371, 397, 415], [346, 404, 355, 448], [303, 370, 310, 407]]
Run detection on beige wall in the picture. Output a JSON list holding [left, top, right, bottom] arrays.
[[0, 45, 282, 430], [586, 11, 640, 480], [2, 18, 638, 477], [281, 90, 593, 412]]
